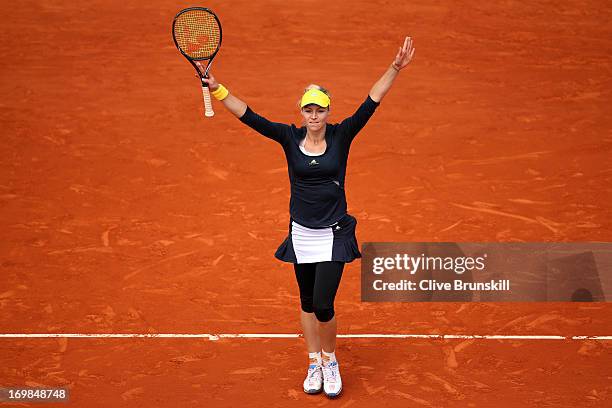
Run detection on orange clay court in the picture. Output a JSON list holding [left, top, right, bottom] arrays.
[[1, 0, 611, 406]]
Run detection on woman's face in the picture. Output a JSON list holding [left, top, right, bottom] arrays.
[[301, 104, 329, 132]]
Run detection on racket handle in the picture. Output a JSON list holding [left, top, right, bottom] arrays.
[[202, 85, 215, 117]]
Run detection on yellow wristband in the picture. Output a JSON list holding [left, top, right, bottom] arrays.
[[211, 84, 229, 101]]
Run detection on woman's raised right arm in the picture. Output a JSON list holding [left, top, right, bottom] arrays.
[[217, 92, 247, 118], [197, 65, 289, 144], [195, 64, 247, 118]]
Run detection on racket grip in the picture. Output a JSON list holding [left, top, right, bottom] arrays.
[[202, 85, 215, 117]]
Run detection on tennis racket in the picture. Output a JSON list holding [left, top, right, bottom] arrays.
[[172, 7, 222, 117]]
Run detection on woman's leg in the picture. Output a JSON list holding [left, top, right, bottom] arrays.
[[312, 261, 344, 397], [312, 261, 344, 354], [319, 315, 337, 354], [300, 312, 321, 353], [294, 263, 321, 354], [295, 263, 325, 394]]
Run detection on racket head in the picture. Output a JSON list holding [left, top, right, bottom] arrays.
[[172, 7, 222, 64]]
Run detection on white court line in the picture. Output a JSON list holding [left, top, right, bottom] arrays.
[[0, 333, 611, 340]]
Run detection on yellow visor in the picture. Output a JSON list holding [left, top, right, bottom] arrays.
[[300, 89, 330, 108]]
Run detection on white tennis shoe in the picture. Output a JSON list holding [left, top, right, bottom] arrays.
[[303, 364, 323, 394], [322, 361, 342, 398]]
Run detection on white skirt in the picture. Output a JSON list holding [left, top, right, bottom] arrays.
[[291, 221, 334, 263], [274, 214, 362, 264]]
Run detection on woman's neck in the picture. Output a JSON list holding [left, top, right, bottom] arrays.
[[306, 127, 326, 143]]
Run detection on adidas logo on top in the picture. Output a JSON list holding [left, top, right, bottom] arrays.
[[308, 159, 319, 166]]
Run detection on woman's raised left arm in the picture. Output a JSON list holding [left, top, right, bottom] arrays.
[[369, 36, 415, 103]]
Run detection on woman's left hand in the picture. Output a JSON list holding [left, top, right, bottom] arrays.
[[392, 36, 415, 71]]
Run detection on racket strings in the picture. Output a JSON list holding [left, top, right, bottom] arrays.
[[173, 10, 220, 59]]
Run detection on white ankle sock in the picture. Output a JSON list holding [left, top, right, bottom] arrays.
[[308, 351, 322, 366], [322, 350, 337, 365]]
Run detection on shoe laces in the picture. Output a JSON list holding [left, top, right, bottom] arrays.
[[307, 364, 322, 381], [322, 362, 338, 383]]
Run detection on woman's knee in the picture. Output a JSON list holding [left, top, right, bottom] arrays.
[[300, 296, 314, 313], [312, 298, 335, 322], [313, 307, 335, 322]]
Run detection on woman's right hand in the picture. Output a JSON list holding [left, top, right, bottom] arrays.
[[192, 64, 247, 118], [195, 62, 219, 90]]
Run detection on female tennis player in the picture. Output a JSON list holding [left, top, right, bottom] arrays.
[[197, 36, 414, 398]]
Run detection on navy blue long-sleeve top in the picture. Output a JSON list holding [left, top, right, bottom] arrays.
[[239, 95, 380, 228]]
